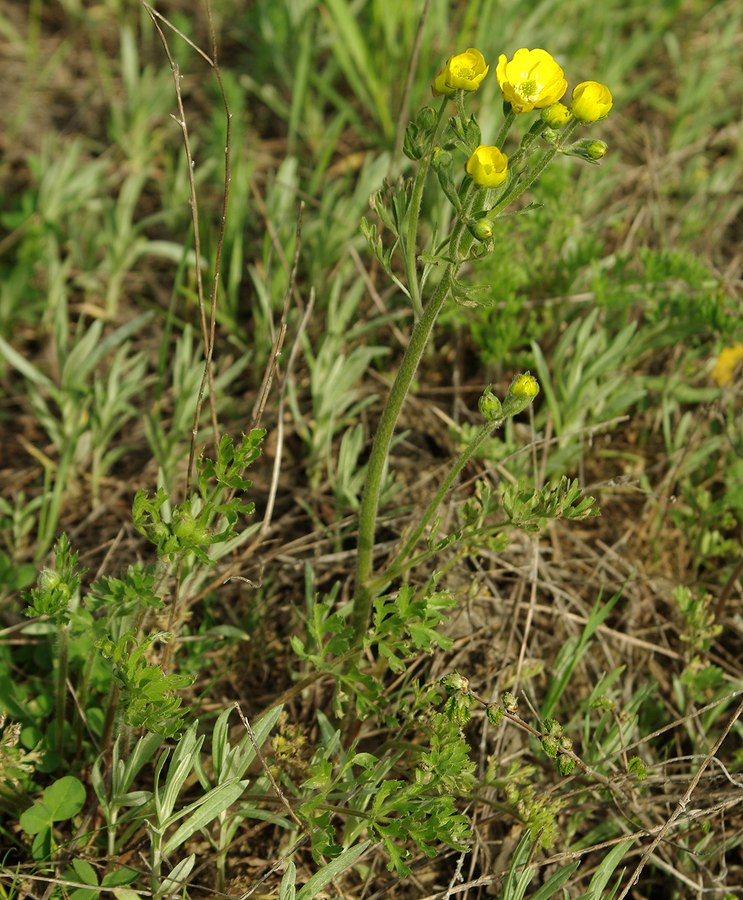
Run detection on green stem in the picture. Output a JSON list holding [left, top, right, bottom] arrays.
[[352, 191, 474, 649], [100, 682, 121, 756], [75, 647, 97, 758], [150, 827, 163, 898], [380, 416, 504, 584], [56, 622, 69, 763], [495, 108, 516, 149], [489, 120, 580, 221], [404, 98, 448, 319]]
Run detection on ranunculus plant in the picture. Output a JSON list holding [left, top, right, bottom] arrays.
[[354, 46, 613, 653]]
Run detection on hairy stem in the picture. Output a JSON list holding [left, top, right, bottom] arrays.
[[55, 622, 69, 763], [404, 98, 448, 319], [381, 417, 503, 584], [352, 193, 474, 648]]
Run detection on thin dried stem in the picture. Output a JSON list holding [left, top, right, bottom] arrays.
[[250, 203, 304, 430], [615, 695, 743, 899], [388, 0, 433, 179], [143, 2, 222, 495]]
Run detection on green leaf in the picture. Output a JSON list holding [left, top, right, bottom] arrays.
[[71, 859, 98, 885], [20, 776, 86, 834], [161, 779, 248, 856], [279, 860, 296, 900], [578, 839, 634, 900], [156, 853, 194, 900], [296, 841, 371, 900], [530, 861, 580, 899]]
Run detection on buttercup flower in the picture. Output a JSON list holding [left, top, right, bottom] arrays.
[[712, 343, 743, 386], [465, 145, 508, 188], [541, 102, 572, 128], [571, 81, 613, 122], [433, 48, 489, 96], [496, 48, 567, 113]]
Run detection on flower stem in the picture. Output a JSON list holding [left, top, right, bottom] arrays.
[[404, 98, 448, 319], [351, 269, 452, 645], [491, 120, 580, 219], [352, 194, 474, 649], [495, 108, 516, 149], [379, 416, 504, 585], [55, 622, 69, 763]]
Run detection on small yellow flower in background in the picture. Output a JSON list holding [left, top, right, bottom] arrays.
[[571, 81, 613, 122], [712, 343, 743, 386], [466, 145, 508, 188], [541, 102, 573, 127], [433, 48, 489, 96], [496, 48, 567, 113]]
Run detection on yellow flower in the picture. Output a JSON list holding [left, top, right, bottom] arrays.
[[432, 48, 489, 96], [570, 81, 613, 122], [465, 145, 508, 188], [712, 343, 743, 386], [541, 102, 573, 128], [496, 48, 567, 113]]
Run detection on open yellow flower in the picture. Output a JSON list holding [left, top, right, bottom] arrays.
[[712, 343, 743, 386], [496, 48, 567, 113], [465, 145, 508, 188], [571, 81, 613, 122], [432, 48, 489, 96]]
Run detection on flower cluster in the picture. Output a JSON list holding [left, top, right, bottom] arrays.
[[432, 46, 612, 189]]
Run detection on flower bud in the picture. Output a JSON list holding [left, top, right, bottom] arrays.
[[541, 102, 572, 127], [502, 691, 518, 713], [38, 568, 65, 595], [431, 147, 452, 172], [465, 145, 508, 189], [174, 512, 209, 545], [502, 372, 539, 417], [570, 81, 613, 122], [468, 218, 494, 242], [582, 139, 607, 160], [478, 385, 503, 420], [415, 105, 437, 131], [440, 671, 470, 693], [560, 138, 608, 163]]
